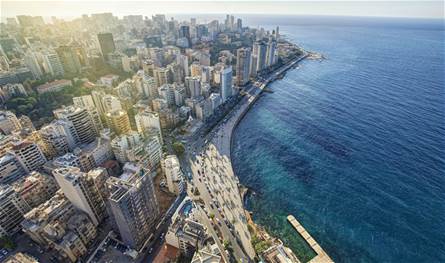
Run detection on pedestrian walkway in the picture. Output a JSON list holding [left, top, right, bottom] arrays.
[[287, 215, 334, 263]]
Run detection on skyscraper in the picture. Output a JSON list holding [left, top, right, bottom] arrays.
[[107, 163, 159, 250], [105, 110, 131, 135], [43, 50, 64, 77], [266, 37, 277, 67], [0, 185, 30, 236], [252, 41, 267, 74], [10, 140, 47, 173], [97, 33, 116, 58], [73, 95, 103, 133], [135, 110, 163, 144], [0, 110, 21, 135], [24, 51, 43, 79], [179, 25, 191, 47], [236, 48, 251, 86], [185, 76, 201, 98], [39, 121, 76, 158], [56, 45, 82, 75], [53, 166, 106, 226], [220, 66, 233, 102], [54, 106, 97, 145], [0, 153, 27, 185]]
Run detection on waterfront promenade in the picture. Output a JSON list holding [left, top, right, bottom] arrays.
[[287, 215, 334, 263], [186, 54, 309, 262]]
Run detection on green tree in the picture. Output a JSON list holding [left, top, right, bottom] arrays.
[[172, 141, 185, 155], [0, 236, 16, 250]]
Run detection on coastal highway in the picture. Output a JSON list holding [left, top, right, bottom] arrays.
[[182, 54, 308, 262]]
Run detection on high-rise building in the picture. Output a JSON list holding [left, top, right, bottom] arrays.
[[21, 191, 97, 262], [56, 46, 82, 75], [73, 95, 103, 133], [107, 163, 159, 250], [53, 166, 106, 226], [0, 110, 21, 135], [0, 152, 27, 185], [252, 41, 267, 74], [185, 76, 201, 98], [42, 50, 64, 77], [174, 84, 186, 107], [201, 66, 212, 83], [105, 110, 131, 135], [54, 106, 97, 145], [236, 18, 243, 31], [209, 93, 222, 112], [153, 67, 171, 88], [111, 131, 142, 163], [236, 48, 251, 86], [97, 33, 116, 58], [0, 184, 30, 237], [162, 155, 183, 194], [158, 84, 176, 107], [24, 51, 43, 79], [190, 62, 202, 78], [266, 37, 277, 67], [12, 171, 58, 209], [142, 73, 157, 99], [101, 94, 123, 113], [10, 140, 46, 173], [179, 25, 191, 47], [177, 54, 189, 77], [135, 110, 163, 144], [39, 121, 76, 158], [220, 66, 233, 102]]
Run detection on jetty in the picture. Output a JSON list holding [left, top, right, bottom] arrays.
[[287, 215, 334, 263]]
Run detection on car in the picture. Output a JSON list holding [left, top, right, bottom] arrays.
[[0, 249, 8, 256], [148, 247, 153, 254]]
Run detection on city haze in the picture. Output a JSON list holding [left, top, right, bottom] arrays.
[[1, 0, 443, 20]]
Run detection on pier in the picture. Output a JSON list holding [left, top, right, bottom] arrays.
[[287, 215, 334, 263]]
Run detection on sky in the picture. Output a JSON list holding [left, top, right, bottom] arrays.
[[0, 0, 444, 20]]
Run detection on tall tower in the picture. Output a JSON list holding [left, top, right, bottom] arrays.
[[236, 48, 251, 86], [97, 33, 116, 58], [134, 110, 163, 144], [107, 163, 159, 250], [43, 50, 64, 77], [10, 140, 46, 173], [53, 166, 106, 226], [0, 110, 21, 135], [266, 37, 277, 67], [105, 110, 131, 135], [73, 95, 103, 133], [220, 66, 233, 102], [54, 106, 97, 145], [253, 41, 267, 73], [56, 45, 82, 75]]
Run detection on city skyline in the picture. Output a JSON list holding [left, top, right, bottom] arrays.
[[0, 3, 443, 262], [1, 0, 443, 20]]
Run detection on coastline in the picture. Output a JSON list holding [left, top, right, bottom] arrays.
[[225, 54, 310, 258]]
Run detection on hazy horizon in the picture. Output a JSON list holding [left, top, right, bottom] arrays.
[[1, 1, 443, 22]]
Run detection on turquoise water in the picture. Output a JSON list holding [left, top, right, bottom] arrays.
[[232, 16, 445, 262]]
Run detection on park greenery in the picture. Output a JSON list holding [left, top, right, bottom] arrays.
[[0, 236, 16, 250], [172, 141, 185, 155], [251, 234, 271, 255], [5, 64, 132, 128], [5, 80, 92, 127]]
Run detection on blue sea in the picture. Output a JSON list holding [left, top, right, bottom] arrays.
[[232, 16, 445, 262]]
